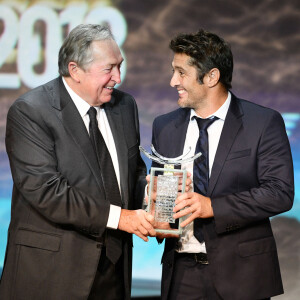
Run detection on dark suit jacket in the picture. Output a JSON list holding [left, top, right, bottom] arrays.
[[152, 94, 294, 300], [0, 77, 146, 300]]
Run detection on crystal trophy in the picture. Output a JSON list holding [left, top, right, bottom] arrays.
[[155, 175, 179, 223], [140, 145, 202, 234]]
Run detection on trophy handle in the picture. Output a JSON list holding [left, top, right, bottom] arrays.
[[139, 146, 202, 166], [150, 144, 192, 161]]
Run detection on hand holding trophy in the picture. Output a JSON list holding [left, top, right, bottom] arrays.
[[140, 145, 201, 236]]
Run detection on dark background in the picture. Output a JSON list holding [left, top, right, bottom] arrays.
[[0, 0, 299, 298]]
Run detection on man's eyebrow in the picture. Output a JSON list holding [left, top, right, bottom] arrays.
[[103, 59, 124, 68], [173, 66, 185, 71], [115, 58, 124, 67]]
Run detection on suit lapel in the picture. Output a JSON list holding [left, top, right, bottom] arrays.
[[171, 109, 190, 157], [103, 93, 128, 207], [208, 95, 243, 196], [47, 78, 105, 192]]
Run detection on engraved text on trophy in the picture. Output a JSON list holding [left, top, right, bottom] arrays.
[[155, 175, 179, 223]]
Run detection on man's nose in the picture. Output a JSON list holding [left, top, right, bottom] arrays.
[[112, 67, 121, 84], [170, 73, 179, 87]]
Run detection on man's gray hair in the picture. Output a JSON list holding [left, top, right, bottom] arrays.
[[58, 24, 115, 76]]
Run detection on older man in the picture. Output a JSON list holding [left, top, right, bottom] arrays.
[[0, 24, 155, 300]]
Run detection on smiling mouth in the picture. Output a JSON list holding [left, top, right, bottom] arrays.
[[105, 86, 114, 90], [177, 89, 186, 95]]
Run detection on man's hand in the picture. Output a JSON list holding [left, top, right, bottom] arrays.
[[173, 192, 214, 227], [154, 222, 179, 239], [118, 209, 156, 241], [177, 171, 192, 193]]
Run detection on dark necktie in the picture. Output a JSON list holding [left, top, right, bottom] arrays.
[[87, 107, 122, 264], [193, 116, 218, 243]]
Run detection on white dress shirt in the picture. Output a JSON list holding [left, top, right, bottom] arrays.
[[178, 92, 231, 253], [62, 78, 121, 229]]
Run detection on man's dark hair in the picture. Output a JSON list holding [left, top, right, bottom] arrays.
[[169, 29, 233, 90]]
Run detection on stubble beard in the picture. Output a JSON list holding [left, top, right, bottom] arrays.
[[178, 97, 194, 109]]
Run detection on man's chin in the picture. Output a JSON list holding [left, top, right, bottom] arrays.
[[178, 98, 188, 108], [99, 95, 112, 105]]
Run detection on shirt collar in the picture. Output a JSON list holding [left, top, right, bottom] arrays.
[[190, 91, 231, 121], [62, 77, 98, 117]]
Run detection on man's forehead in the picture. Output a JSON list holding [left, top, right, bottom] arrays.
[[91, 39, 119, 53], [91, 40, 123, 63], [172, 53, 191, 67]]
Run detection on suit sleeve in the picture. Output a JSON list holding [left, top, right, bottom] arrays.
[[212, 110, 294, 234], [6, 99, 109, 237], [131, 97, 148, 209], [151, 118, 163, 169]]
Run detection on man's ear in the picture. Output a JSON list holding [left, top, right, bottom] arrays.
[[207, 68, 220, 87], [68, 62, 81, 82]]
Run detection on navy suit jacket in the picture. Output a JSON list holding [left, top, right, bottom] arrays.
[[152, 94, 294, 300]]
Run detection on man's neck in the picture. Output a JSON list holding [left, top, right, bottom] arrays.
[[194, 88, 228, 118]]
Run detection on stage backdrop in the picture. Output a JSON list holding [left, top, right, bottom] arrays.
[[0, 0, 299, 298]]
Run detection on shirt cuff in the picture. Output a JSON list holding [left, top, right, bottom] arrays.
[[107, 204, 121, 229]]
